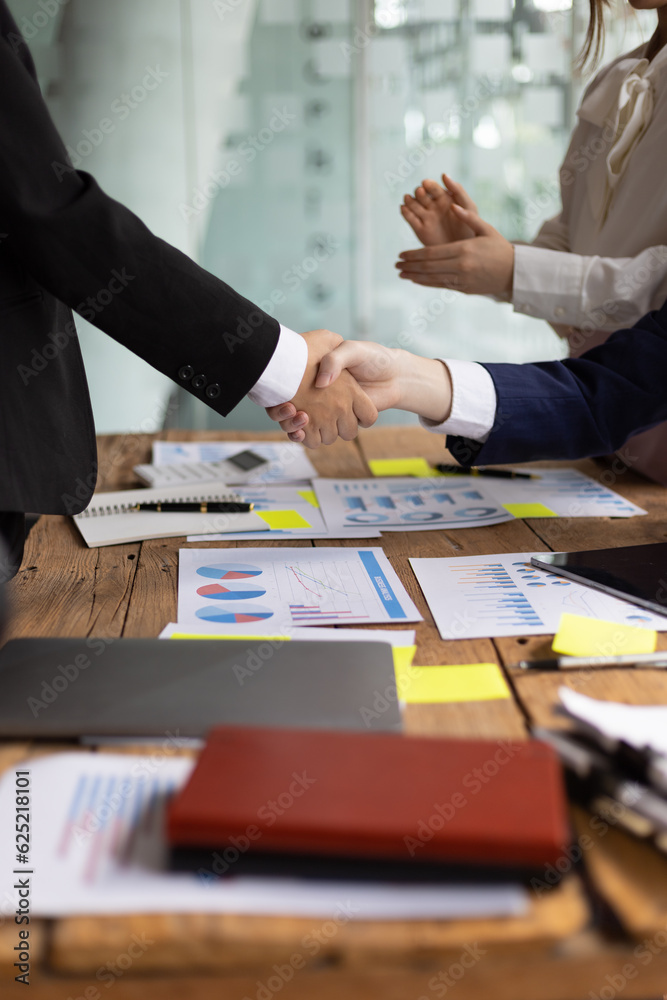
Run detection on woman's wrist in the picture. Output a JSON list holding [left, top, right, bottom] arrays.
[[394, 350, 452, 423]]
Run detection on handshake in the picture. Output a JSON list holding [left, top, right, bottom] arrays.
[[266, 328, 453, 448]]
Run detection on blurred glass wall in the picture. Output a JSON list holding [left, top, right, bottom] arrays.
[[10, 0, 656, 432]]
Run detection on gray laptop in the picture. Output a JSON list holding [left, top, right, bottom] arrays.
[[0, 638, 400, 738]]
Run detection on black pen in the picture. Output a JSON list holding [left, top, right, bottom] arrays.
[[435, 464, 540, 480], [515, 651, 667, 671], [129, 501, 254, 513]]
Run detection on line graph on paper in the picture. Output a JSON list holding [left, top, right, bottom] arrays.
[[284, 559, 371, 623]]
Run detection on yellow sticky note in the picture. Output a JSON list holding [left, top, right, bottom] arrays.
[[394, 662, 511, 703], [552, 612, 657, 658], [392, 645, 417, 673], [503, 503, 558, 519], [297, 490, 320, 508], [256, 510, 312, 530], [369, 458, 438, 478], [171, 633, 291, 641]]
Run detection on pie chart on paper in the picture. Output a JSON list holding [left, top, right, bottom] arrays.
[[196, 583, 267, 600], [195, 605, 274, 624], [196, 563, 263, 580]]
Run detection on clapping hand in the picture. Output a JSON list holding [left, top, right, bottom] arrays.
[[400, 173, 478, 247]]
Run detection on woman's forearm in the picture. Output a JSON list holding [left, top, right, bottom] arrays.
[[393, 350, 452, 423]]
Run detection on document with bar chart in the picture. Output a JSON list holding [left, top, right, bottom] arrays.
[[178, 548, 422, 627], [410, 552, 667, 640], [313, 478, 513, 533]]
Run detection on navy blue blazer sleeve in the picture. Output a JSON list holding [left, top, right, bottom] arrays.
[[0, 23, 280, 416], [449, 301, 667, 465]]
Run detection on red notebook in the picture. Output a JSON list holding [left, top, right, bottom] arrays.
[[167, 727, 569, 878]]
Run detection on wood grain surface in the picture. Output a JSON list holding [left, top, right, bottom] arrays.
[[2, 428, 667, 1000]]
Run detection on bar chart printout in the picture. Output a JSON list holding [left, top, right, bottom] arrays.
[[179, 548, 422, 627], [313, 479, 513, 534], [410, 553, 667, 640]]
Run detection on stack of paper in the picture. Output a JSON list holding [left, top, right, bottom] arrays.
[[0, 753, 528, 920]]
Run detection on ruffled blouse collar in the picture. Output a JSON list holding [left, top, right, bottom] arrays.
[[577, 41, 667, 223]]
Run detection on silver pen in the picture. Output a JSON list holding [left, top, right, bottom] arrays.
[[516, 651, 667, 671]]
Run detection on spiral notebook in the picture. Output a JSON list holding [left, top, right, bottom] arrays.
[[72, 484, 265, 547]]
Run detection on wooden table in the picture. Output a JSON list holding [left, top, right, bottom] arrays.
[[3, 427, 667, 1000]]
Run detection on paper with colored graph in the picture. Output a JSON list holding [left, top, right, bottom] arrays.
[[483, 468, 646, 518], [552, 613, 657, 657], [178, 548, 422, 628], [0, 753, 527, 920], [410, 552, 667, 640], [313, 478, 513, 533], [367, 465, 645, 518]]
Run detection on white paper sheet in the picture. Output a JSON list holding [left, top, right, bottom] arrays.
[[313, 478, 514, 534], [152, 441, 317, 485], [159, 622, 416, 648], [0, 754, 527, 919], [410, 552, 667, 641], [178, 548, 423, 628], [559, 688, 667, 758], [186, 485, 380, 541]]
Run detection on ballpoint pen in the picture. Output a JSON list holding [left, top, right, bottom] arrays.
[[515, 651, 667, 671], [435, 464, 540, 480], [130, 501, 254, 513]]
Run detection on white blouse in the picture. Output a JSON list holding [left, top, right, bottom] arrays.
[[512, 40, 667, 332]]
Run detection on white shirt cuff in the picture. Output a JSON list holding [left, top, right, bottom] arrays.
[[247, 325, 308, 407], [512, 244, 584, 326], [419, 359, 497, 442]]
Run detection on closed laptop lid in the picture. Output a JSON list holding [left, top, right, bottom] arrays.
[[0, 639, 400, 738]]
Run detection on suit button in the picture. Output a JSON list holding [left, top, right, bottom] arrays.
[[206, 383, 221, 400], [191, 374, 207, 389], [178, 365, 195, 380], [554, 306, 566, 318]]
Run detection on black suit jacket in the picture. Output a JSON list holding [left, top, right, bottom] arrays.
[[0, 2, 280, 514]]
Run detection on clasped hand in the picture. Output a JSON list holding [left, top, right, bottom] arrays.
[[268, 329, 377, 448], [268, 342, 453, 443]]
